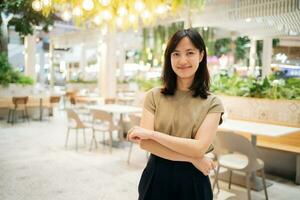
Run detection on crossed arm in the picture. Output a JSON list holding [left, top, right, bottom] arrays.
[[127, 108, 221, 175]]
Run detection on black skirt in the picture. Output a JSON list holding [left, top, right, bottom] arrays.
[[138, 155, 213, 200]]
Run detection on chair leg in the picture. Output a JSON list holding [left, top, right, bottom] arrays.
[[89, 129, 97, 151], [76, 129, 78, 151], [65, 128, 70, 148], [213, 165, 220, 194], [12, 109, 16, 124], [228, 170, 233, 190], [22, 110, 25, 122], [7, 109, 11, 123], [261, 169, 269, 200], [246, 173, 251, 200], [25, 108, 30, 122], [109, 132, 113, 153], [127, 142, 133, 164], [83, 129, 86, 145]]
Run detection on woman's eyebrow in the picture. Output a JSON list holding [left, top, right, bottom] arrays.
[[173, 48, 196, 52]]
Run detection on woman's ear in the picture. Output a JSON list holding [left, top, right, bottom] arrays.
[[199, 50, 204, 63]]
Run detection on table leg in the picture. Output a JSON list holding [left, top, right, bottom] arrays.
[[39, 98, 43, 121], [296, 154, 300, 184]]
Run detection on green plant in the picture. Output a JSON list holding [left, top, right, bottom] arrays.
[[211, 71, 300, 100], [214, 38, 232, 57], [132, 75, 162, 91], [68, 79, 97, 84], [0, 53, 34, 87], [235, 36, 250, 61]]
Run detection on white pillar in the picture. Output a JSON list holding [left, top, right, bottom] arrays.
[[79, 43, 86, 73], [249, 38, 256, 76], [49, 41, 54, 89], [99, 32, 117, 98], [24, 34, 36, 81], [117, 46, 126, 82], [262, 38, 272, 77]]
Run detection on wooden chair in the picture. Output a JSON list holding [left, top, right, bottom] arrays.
[[89, 109, 120, 153], [65, 108, 89, 151], [43, 96, 61, 118], [104, 98, 116, 104], [7, 96, 29, 124], [214, 131, 269, 200]]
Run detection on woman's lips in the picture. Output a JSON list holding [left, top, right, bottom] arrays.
[[178, 66, 192, 70]]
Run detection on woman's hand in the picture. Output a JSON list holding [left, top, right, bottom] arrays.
[[192, 156, 216, 176], [127, 126, 152, 143]]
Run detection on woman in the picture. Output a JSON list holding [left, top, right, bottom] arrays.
[[127, 28, 224, 200]]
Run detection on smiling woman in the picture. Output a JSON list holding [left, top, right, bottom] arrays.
[[127, 29, 224, 200], [170, 37, 204, 82]]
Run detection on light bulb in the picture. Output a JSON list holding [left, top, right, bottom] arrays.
[[115, 17, 123, 27], [134, 1, 144, 11], [118, 6, 127, 17], [41, 0, 51, 7], [102, 10, 112, 20], [155, 4, 167, 14], [100, 0, 110, 6], [73, 7, 83, 16], [129, 14, 136, 23], [94, 15, 101, 25], [62, 10, 72, 21], [141, 10, 150, 19], [82, 0, 94, 11], [32, 0, 43, 11]]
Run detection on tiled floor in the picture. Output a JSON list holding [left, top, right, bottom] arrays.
[[0, 111, 299, 200]]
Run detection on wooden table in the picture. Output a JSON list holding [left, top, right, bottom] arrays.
[[217, 119, 300, 191]]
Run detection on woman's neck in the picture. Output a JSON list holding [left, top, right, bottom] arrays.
[[176, 77, 193, 91]]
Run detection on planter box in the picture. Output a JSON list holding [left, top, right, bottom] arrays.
[[0, 84, 36, 97], [219, 95, 300, 127], [66, 83, 98, 93]]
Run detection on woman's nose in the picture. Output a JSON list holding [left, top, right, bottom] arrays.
[[178, 55, 188, 65]]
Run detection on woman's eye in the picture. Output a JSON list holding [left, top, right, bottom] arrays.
[[187, 51, 194, 55], [172, 53, 180, 57]]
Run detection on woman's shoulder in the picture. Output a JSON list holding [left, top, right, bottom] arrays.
[[207, 93, 222, 101], [194, 93, 222, 106], [146, 87, 163, 96]]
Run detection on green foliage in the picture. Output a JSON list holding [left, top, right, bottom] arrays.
[[68, 79, 97, 84], [141, 21, 184, 67], [0, 0, 54, 36], [0, 53, 34, 87], [211, 71, 300, 100], [132, 75, 162, 92], [214, 38, 232, 57], [235, 36, 250, 61]]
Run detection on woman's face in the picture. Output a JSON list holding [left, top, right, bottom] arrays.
[[170, 37, 204, 81]]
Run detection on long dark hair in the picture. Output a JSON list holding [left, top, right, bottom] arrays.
[[161, 28, 210, 99]]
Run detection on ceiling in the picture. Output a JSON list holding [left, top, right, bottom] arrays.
[[191, 0, 300, 38]]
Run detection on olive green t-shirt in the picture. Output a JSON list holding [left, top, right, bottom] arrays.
[[144, 87, 224, 139]]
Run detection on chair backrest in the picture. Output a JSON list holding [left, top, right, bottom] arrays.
[[65, 108, 85, 128], [12, 96, 28, 108], [91, 110, 117, 130], [104, 98, 116, 104], [70, 96, 76, 105], [50, 96, 60, 104], [215, 131, 261, 172], [129, 114, 141, 127]]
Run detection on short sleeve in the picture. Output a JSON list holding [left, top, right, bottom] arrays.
[[208, 96, 225, 125], [143, 89, 156, 114]]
